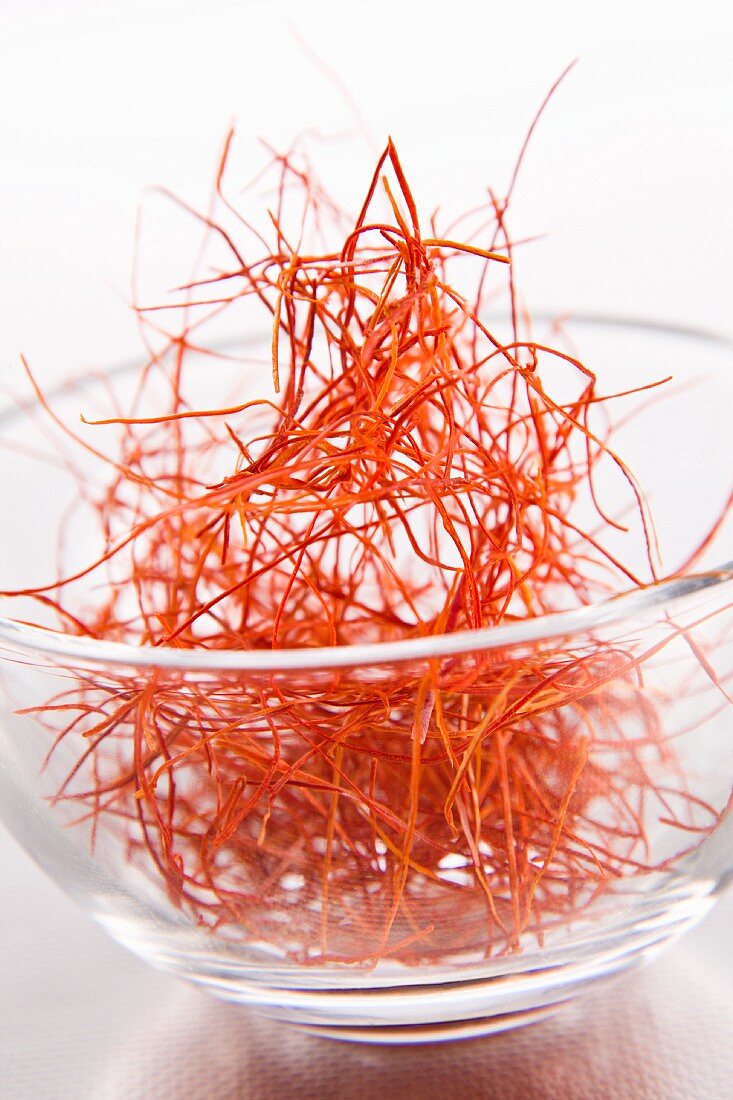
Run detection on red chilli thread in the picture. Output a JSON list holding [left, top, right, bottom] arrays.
[[4, 110, 732, 967]]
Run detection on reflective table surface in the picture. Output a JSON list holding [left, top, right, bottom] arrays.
[[1, 823, 732, 1100]]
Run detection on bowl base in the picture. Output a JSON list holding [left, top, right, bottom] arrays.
[[101, 884, 719, 1044], [291, 1000, 565, 1045]]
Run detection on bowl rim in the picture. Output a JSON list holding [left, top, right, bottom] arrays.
[[1, 313, 731, 671]]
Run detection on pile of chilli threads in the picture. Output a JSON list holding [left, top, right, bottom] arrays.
[[13, 132, 723, 965]]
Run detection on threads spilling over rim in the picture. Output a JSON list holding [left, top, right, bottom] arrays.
[[0, 315, 731, 672]]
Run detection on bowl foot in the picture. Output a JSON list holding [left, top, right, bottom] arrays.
[[291, 1000, 566, 1045]]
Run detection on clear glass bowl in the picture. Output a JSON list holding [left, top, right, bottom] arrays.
[[0, 317, 731, 1043]]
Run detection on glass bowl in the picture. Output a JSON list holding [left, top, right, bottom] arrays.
[[0, 317, 731, 1043]]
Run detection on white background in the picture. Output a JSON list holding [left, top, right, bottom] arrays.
[[1, 3, 732, 1097], [1, 0, 732, 386]]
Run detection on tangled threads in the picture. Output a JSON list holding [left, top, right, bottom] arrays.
[[9, 124, 727, 966], [34, 639, 713, 964]]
